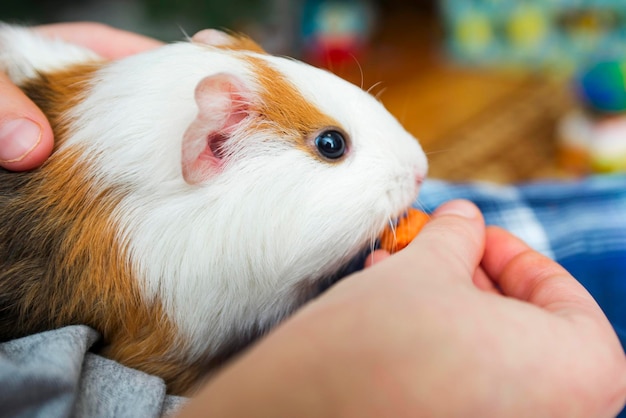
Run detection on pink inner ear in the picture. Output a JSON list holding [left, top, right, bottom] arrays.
[[182, 73, 251, 184]]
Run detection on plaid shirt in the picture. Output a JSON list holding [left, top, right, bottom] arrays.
[[421, 175, 626, 417], [420, 174, 626, 352]]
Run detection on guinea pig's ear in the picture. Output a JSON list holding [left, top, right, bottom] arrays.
[[191, 29, 266, 54], [181, 73, 252, 184]]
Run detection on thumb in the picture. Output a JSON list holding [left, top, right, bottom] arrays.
[[398, 199, 486, 286], [0, 72, 54, 171]]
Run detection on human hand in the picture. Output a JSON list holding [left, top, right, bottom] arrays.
[[179, 200, 626, 418], [0, 22, 161, 171]]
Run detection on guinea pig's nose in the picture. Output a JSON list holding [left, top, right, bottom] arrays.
[[414, 171, 426, 189]]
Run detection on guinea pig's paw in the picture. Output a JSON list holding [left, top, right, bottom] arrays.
[[181, 73, 253, 184]]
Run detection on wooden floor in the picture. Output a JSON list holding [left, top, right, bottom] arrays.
[[326, 6, 577, 184]]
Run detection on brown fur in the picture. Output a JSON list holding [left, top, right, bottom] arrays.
[[0, 53, 344, 394], [221, 33, 267, 54], [247, 56, 345, 161], [0, 65, 210, 395]]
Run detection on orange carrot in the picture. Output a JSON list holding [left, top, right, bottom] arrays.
[[379, 208, 430, 253]]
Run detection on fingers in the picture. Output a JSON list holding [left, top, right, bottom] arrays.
[[398, 200, 486, 286], [472, 266, 501, 294], [0, 72, 54, 171], [482, 226, 604, 318], [369, 202, 498, 293], [0, 22, 162, 171], [35, 22, 163, 59], [364, 249, 390, 268]]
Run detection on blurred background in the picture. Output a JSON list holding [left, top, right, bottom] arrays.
[[3, 0, 626, 183]]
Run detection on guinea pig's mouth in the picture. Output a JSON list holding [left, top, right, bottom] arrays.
[[310, 203, 422, 297]]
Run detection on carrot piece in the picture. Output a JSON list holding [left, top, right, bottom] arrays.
[[379, 208, 430, 253]]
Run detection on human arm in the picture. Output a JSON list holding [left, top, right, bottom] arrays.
[[178, 200, 626, 418]]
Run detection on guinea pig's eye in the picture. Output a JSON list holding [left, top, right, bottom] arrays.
[[315, 130, 346, 160]]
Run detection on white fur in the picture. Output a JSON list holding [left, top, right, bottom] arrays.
[[0, 24, 101, 83], [0, 25, 428, 363]]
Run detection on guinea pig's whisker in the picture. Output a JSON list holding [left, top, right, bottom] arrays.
[[347, 53, 364, 90], [374, 87, 388, 101], [366, 81, 387, 101], [425, 147, 454, 157], [366, 81, 383, 94], [366, 233, 378, 267], [179, 25, 191, 41], [399, 96, 412, 125], [413, 200, 430, 216], [388, 216, 398, 247]]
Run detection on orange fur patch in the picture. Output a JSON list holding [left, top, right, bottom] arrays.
[[195, 29, 267, 54], [0, 64, 201, 394], [246, 56, 345, 161], [0, 52, 350, 394], [222, 33, 267, 54]]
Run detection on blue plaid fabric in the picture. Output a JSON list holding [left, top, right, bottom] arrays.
[[420, 174, 626, 349], [419, 174, 626, 417]]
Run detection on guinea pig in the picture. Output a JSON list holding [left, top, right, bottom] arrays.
[[0, 24, 427, 394]]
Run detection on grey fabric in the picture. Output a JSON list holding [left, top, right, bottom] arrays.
[[0, 325, 187, 418]]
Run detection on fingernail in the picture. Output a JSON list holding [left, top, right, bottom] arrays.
[[0, 118, 42, 163], [436, 200, 479, 219]]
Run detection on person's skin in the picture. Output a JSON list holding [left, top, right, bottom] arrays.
[[0, 22, 161, 171], [179, 200, 626, 418], [2, 23, 625, 417]]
